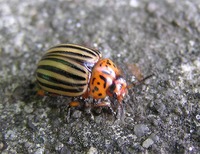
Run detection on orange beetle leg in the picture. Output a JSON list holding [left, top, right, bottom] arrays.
[[37, 89, 60, 97], [81, 90, 89, 99], [37, 89, 45, 96], [67, 101, 83, 123], [69, 101, 81, 107]]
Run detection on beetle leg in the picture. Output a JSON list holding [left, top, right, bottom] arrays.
[[81, 90, 89, 98], [69, 101, 81, 107], [37, 89, 45, 96], [66, 101, 83, 122], [37, 89, 60, 97], [92, 100, 117, 116], [93, 101, 111, 107], [117, 103, 125, 120]]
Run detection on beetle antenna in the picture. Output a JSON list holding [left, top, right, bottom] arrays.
[[127, 73, 154, 89]]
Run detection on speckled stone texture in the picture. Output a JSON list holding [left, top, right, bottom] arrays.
[[0, 0, 200, 153]]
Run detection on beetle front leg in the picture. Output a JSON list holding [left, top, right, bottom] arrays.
[[92, 100, 117, 116]]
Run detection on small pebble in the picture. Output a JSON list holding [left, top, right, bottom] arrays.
[[142, 138, 154, 148], [134, 124, 149, 137]]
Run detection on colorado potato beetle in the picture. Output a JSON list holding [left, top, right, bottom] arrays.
[[36, 43, 152, 116]]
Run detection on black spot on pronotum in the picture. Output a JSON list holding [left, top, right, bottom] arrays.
[[98, 93, 102, 96], [97, 82, 100, 85], [99, 75, 107, 88], [106, 60, 111, 65], [94, 86, 99, 91], [92, 78, 96, 84]]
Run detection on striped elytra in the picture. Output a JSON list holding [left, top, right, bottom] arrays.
[[36, 44, 102, 97]]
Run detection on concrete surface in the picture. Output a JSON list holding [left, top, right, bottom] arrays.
[[0, 0, 200, 153]]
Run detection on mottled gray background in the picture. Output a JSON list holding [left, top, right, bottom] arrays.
[[0, 0, 200, 153]]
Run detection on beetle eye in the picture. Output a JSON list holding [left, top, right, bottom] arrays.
[[113, 93, 117, 99], [109, 83, 116, 92]]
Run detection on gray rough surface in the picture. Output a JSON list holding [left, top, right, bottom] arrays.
[[0, 0, 200, 153]]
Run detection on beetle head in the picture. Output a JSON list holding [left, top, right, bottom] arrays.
[[107, 76, 127, 102]]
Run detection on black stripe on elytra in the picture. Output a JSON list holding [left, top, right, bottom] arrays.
[[37, 80, 84, 93], [37, 72, 87, 86], [44, 54, 96, 70], [46, 51, 93, 59], [64, 44, 101, 56], [99, 75, 107, 88], [50, 44, 100, 57], [40, 57, 86, 74], [37, 66, 86, 81]]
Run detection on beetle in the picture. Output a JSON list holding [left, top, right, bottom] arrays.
[[36, 43, 152, 116]]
